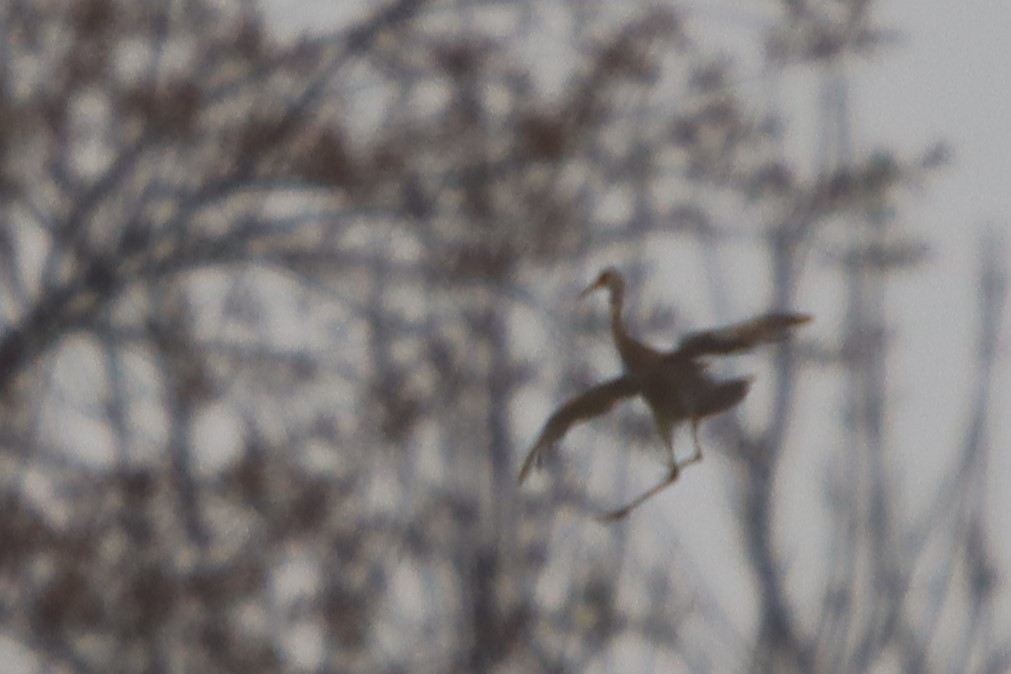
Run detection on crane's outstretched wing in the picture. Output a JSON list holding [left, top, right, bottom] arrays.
[[517, 376, 640, 484], [674, 312, 812, 359]]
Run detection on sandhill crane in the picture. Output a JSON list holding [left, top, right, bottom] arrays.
[[519, 267, 811, 521]]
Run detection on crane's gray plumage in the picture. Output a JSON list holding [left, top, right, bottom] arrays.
[[519, 267, 812, 520]]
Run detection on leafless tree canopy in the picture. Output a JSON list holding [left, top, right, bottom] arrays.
[[0, 0, 1005, 672]]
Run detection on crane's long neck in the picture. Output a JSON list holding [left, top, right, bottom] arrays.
[[607, 281, 641, 367]]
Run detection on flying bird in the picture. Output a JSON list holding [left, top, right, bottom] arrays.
[[518, 267, 812, 521]]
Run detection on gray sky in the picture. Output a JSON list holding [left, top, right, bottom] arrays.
[[263, 0, 1011, 664], [3, 1, 1006, 671], [864, 0, 1010, 559]]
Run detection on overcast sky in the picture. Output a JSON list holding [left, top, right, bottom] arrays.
[[860, 0, 1010, 548], [264, 0, 1011, 660], [4, 1, 1007, 671]]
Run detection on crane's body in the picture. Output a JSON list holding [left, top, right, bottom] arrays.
[[519, 267, 811, 521]]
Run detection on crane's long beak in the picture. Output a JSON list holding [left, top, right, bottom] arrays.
[[579, 279, 603, 299]]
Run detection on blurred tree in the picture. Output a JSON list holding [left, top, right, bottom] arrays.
[[0, 0, 1005, 673]]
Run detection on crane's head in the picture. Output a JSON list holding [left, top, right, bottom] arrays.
[[580, 267, 624, 300]]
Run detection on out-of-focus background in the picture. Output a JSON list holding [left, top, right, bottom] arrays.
[[0, 1, 1007, 672]]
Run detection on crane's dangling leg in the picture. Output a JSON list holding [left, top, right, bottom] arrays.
[[598, 419, 708, 522], [683, 417, 704, 466], [597, 463, 681, 522]]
